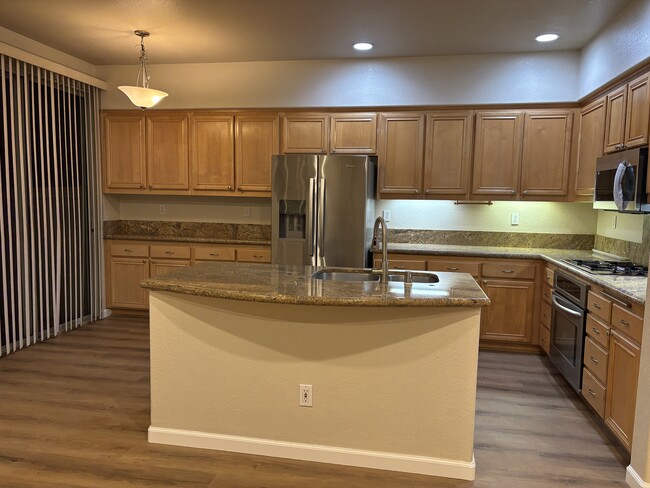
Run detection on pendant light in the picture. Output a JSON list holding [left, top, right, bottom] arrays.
[[118, 30, 168, 109]]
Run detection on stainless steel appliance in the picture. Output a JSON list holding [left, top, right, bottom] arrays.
[[594, 146, 649, 213], [271, 154, 376, 267], [561, 259, 648, 276], [550, 271, 590, 393]]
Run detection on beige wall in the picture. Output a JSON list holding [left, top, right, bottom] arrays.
[[596, 211, 645, 244], [149, 291, 481, 475]]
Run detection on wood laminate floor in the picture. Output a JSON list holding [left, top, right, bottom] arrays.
[[0, 317, 629, 487]]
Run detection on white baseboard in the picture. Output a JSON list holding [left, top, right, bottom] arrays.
[[148, 426, 475, 481], [627, 466, 650, 488]]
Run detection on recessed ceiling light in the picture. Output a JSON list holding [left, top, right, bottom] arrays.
[[353, 42, 373, 51], [535, 33, 559, 43]]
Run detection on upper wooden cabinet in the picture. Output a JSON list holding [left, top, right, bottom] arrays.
[[104, 112, 189, 193], [604, 72, 650, 153], [281, 114, 329, 153], [377, 112, 425, 198], [423, 111, 472, 199], [190, 113, 235, 192], [103, 114, 146, 190], [472, 111, 524, 198], [235, 114, 279, 193], [281, 112, 378, 155], [520, 110, 574, 198], [575, 97, 605, 199]]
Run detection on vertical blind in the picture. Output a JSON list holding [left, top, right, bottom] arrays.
[[0, 54, 104, 356]]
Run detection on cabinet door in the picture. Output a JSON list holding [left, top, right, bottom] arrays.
[[624, 72, 650, 149], [109, 257, 149, 309], [235, 114, 279, 193], [605, 330, 641, 451], [190, 114, 235, 192], [472, 112, 523, 198], [149, 259, 191, 278], [330, 113, 377, 154], [281, 114, 328, 153], [423, 111, 472, 199], [103, 114, 146, 191], [520, 111, 574, 198], [377, 113, 425, 198], [480, 279, 535, 343], [604, 85, 627, 153], [146, 114, 189, 190], [575, 98, 605, 198]]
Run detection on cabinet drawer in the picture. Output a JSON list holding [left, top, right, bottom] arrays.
[[582, 367, 606, 418], [584, 336, 609, 384], [586, 314, 611, 349], [482, 262, 536, 280], [375, 259, 427, 271], [544, 267, 554, 287], [426, 260, 480, 277], [111, 243, 149, 258], [237, 247, 271, 263], [542, 284, 552, 304], [587, 291, 612, 322], [194, 246, 236, 261], [539, 325, 551, 355], [150, 244, 191, 260], [540, 300, 552, 329], [611, 304, 643, 343]]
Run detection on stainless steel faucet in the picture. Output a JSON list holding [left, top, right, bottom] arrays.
[[373, 216, 389, 284]]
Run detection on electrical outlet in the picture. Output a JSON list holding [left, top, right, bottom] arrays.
[[244, 206, 251, 217], [299, 384, 313, 407], [159, 205, 166, 216], [511, 212, 519, 226], [611, 215, 617, 229], [382, 209, 392, 222]]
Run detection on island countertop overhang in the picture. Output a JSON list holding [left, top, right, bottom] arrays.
[[141, 262, 490, 307]]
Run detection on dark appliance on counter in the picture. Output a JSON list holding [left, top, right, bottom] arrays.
[[594, 146, 649, 213], [560, 259, 648, 277], [549, 271, 590, 393], [271, 154, 376, 267]]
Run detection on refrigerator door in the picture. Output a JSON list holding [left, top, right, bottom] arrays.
[[318, 155, 375, 267], [271, 155, 318, 265]]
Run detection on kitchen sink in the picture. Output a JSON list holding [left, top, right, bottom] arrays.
[[312, 270, 380, 282], [387, 273, 438, 284]]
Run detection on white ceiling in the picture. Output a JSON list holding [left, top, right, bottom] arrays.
[[0, 0, 635, 65]]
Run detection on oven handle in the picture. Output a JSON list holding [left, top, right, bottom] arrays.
[[552, 296, 583, 318]]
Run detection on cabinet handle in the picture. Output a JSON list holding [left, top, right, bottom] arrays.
[[589, 356, 599, 364], [253, 254, 263, 259], [502, 269, 514, 274], [148, 184, 152, 189], [237, 186, 242, 191], [510, 190, 516, 195], [142, 259, 146, 263], [165, 251, 175, 255], [446, 267, 459, 271], [593, 303, 601, 310], [591, 327, 600, 335], [124, 248, 133, 253], [139, 184, 145, 189], [394, 265, 405, 269], [522, 190, 528, 195], [150, 259, 155, 264], [209, 253, 220, 257], [587, 388, 597, 397], [620, 319, 630, 327], [227, 185, 232, 190]]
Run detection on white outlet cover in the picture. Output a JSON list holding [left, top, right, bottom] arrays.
[[299, 384, 312, 407], [511, 212, 519, 226], [382, 210, 392, 222]]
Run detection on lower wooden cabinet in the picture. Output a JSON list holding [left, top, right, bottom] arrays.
[[109, 257, 149, 310], [149, 259, 191, 278], [480, 279, 535, 343]]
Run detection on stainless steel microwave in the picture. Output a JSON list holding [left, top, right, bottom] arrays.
[[594, 146, 649, 213]]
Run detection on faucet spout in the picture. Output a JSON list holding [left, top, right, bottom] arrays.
[[373, 216, 389, 284]]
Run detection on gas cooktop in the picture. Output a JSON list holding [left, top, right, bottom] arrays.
[[561, 259, 648, 277]]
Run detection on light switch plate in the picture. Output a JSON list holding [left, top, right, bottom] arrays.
[[511, 212, 519, 226], [383, 210, 392, 222]]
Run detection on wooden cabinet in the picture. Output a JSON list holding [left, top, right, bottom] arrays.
[[604, 72, 650, 153], [520, 110, 574, 198], [575, 98, 605, 199], [237, 247, 272, 263], [605, 330, 641, 450], [190, 113, 235, 191], [108, 257, 149, 309], [235, 114, 279, 193], [471, 111, 524, 198], [103, 114, 146, 190], [423, 111, 472, 199], [377, 113, 425, 198], [281, 114, 328, 153], [193, 245, 237, 262], [149, 259, 191, 278], [330, 113, 377, 154], [146, 114, 190, 191], [480, 278, 536, 344]]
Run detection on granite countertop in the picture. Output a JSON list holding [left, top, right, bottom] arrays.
[[141, 262, 490, 308], [104, 234, 271, 246], [380, 243, 647, 306]]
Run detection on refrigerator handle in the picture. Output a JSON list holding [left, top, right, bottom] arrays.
[[307, 178, 316, 257], [318, 178, 326, 257]]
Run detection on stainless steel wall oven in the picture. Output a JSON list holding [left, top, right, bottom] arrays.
[[549, 271, 590, 393]]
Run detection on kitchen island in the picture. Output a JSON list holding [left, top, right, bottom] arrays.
[[141, 262, 489, 481]]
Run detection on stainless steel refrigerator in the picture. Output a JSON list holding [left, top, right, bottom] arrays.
[[271, 154, 376, 267]]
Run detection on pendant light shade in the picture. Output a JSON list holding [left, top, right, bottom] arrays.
[[118, 30, 168, 109]]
